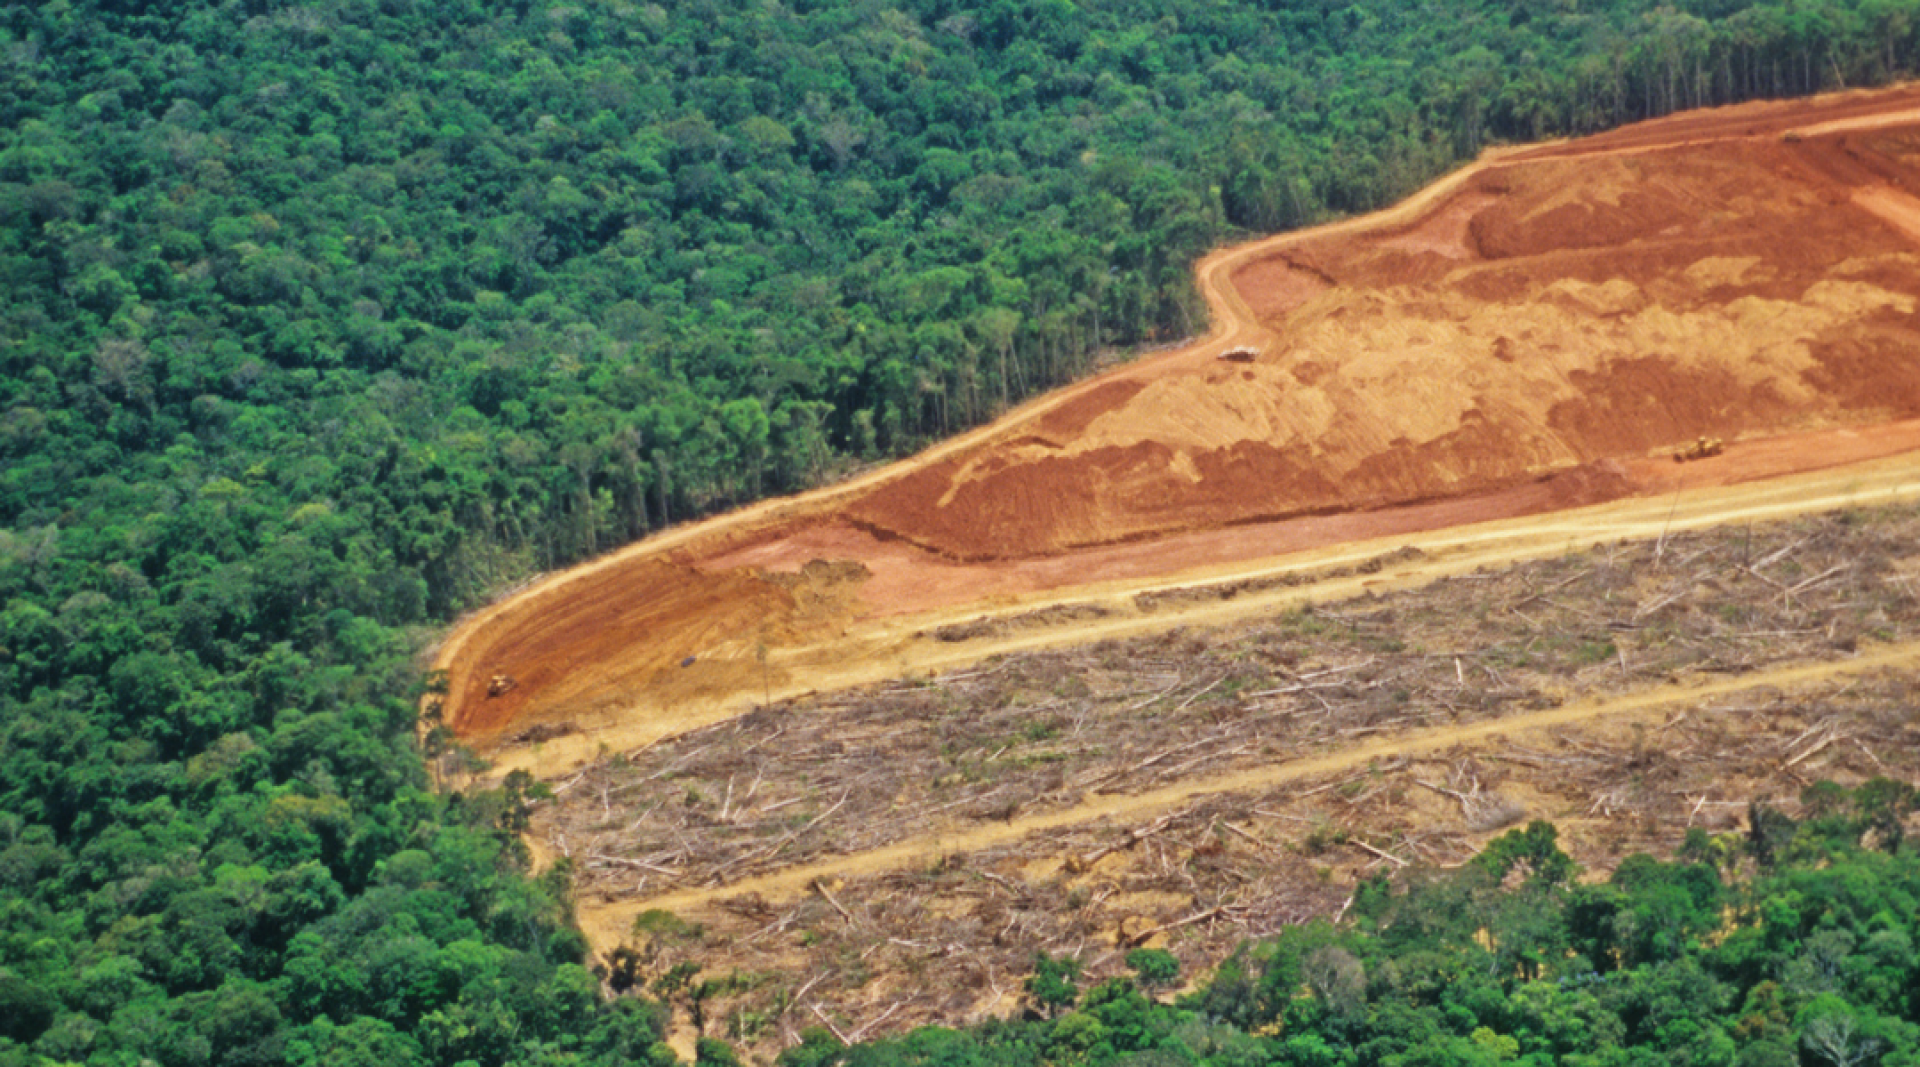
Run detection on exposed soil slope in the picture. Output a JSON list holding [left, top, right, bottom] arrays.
[[841, 108, 1920, 561], [439, 85, 1920, 749]]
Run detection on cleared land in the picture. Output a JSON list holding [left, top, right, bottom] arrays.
[[537, 504, 1920, 1052], [439, 85, 1920, 754], [430, 86, 1920, 1054], [550, 510, 1920, 909]]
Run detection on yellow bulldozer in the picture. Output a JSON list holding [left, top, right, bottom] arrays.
[[1672, 436, 1724, 463]]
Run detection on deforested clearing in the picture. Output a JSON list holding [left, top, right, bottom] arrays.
[[539, 503, 1920, 1054], [441, 86, 1920, 751]]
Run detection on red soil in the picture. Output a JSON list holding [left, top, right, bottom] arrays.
[[440, 86, 1920, 747], [842, 125, 1920, 562], [445, 562, 795, 736]]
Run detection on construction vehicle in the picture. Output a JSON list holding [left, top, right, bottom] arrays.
[[1672, 436, 1724, 463], [487, 674, 517, 697], [1217, 346, 1259, 363]]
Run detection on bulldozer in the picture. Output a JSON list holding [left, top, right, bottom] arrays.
[[1672, 436, 1724, 463], [486, 674, 517, 698]]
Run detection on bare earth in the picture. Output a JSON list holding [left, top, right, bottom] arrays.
[[439, 84, 1920, 756], [429, 87, 1920, 1054]]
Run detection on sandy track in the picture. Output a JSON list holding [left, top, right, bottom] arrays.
[[572, 638, 1920, 946], [438, 83, 1920, 765]]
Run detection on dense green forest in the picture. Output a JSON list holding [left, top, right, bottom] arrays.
[[5, 0, 1920, 1064]]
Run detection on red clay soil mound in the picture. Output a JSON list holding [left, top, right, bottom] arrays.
[[840, 107, 1920, 562]]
